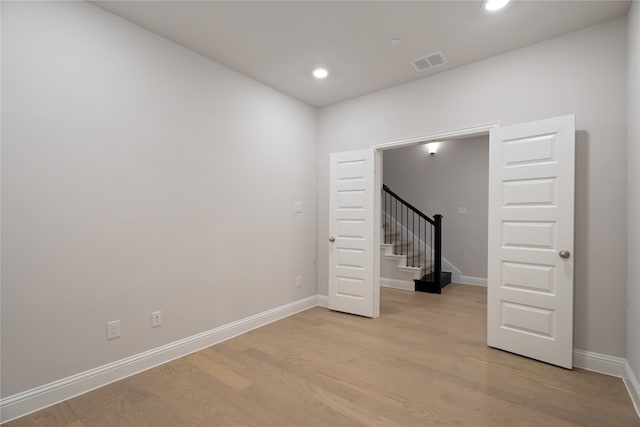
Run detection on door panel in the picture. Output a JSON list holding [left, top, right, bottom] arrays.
[[329, 150, 375, 317], [487, 115, 575, 368]]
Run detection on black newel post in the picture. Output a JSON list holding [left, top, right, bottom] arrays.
[[434, 214, 442, 294]]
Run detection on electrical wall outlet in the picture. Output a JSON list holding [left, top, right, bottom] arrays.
[[296, 275, 303, 288], [107, 320, 120, 340], [294, 202, 303, 213], [152, 311, 162, 327]]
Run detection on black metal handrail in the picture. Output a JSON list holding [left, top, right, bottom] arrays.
[[382, 185, 434, 225], [382, 184, 442, 288]]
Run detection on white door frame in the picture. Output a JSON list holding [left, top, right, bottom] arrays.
[[371, 123, 498, 314]]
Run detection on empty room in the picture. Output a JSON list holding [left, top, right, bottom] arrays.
[[2, 0, 640, 425]]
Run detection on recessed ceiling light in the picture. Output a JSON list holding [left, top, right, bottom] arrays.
[[484, 0, 510, 12], [312, 67, 329, 79], [389, 38, 402, 47]]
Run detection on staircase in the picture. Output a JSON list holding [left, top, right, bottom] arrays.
[[382, 185, 451, 294], [381, 230, 427, 282]]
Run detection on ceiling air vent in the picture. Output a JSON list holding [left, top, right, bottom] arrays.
[[411, 51, 447, 72]]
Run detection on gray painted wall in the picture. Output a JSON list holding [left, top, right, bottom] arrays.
[[1, 2, 317, 397], [383, 136, 489, 278], [1, 0, 636, 403], [627, 1, 640, 384], [318, 17, 628, 358]]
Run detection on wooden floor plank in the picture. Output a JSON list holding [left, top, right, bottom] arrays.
[[4, 285, 639, 426]]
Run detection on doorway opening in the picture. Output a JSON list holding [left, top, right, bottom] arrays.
[[372, 124, 495, 304], [329, 115, 575, 368], [379, 134, 490, 294]]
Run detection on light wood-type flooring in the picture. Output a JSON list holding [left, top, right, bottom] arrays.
[[4, 284, 639, 426]]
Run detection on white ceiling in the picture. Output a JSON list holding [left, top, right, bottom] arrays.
[[94, 1, 630, 108]]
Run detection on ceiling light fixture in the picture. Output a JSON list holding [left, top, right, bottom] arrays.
[[389, 38, 402, 47], [426, 142, 440, 155], [312, 67, 329, 79], [484, 0, 510, 12]]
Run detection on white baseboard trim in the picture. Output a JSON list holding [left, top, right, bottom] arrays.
[[624, 360, 640, 419], [317, 295, 328, 308], [572, 350, 639, 419], [456, 275, 487, 287], [378, 277, 485, 290], [0, 295, 319, 424], [4, 300, 637, 423], [380, 277, 414, 291], [573, 348, 626, 377], [440, 258, 486, 287]]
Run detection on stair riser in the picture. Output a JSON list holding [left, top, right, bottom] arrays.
[[382, 253, 428, 262], [393, 243, 418, 252], [380, 243, 430, 268]]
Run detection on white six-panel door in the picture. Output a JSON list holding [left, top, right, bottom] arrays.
[[487, 115, 575, 368], [328, 150, 376, 318]]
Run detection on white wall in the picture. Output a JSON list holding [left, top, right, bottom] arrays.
[[1, 1, 317, 397], [627, 1, 640, 384], [318, 17, 628, 357], [383, 136, 489, 278]]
